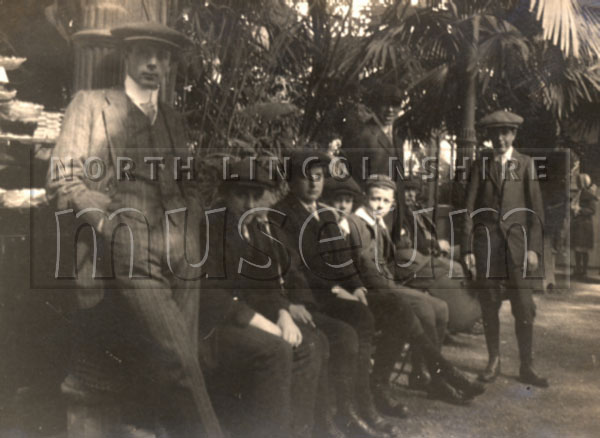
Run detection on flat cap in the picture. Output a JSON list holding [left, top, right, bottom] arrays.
[[479, 110, 523, 129], [111, 22, 191, 49], [324, 177, 363, 199], [222, 157, 277, 189], [365, 174, 396, 191], [286, 148, 331, 177], [404, 179, 420, 190]]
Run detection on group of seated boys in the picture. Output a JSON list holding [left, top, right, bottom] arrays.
[[199, 150, 485, 438]]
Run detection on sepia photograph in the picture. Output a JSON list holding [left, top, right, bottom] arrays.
[[0, 0, 599, 437]]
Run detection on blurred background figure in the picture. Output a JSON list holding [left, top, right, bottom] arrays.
[[570, 173, 598, 280]]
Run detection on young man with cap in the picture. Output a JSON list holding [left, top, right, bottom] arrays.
[[462, 110, 548, 387], [200, 157, 325, 438], [341, 82, 406, 242], [269, 150, 401, 437], [47, 22, 221, 437]]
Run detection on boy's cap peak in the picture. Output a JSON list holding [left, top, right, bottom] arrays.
[[479, 110, 523, 129], [365, 174, 396, 191], [324, 176, 362, 199]]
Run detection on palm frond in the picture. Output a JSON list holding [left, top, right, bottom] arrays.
[[530, 0, 600, 58]]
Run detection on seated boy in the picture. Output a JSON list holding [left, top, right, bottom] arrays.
[[343, 174, 485, 403], [200, 157, 324, 438], [402, 180, 481, 334], [270, 151, 403, 436]]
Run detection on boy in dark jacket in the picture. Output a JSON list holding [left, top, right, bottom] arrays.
[[346, 174, 485, 404], [201, 157, 324, 438]]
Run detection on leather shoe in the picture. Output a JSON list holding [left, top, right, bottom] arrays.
[[478, 356, 500, 383], [362, 406, 400, 437], [428, 378, 470, 406], [372, 381, 409, 419], [408, 370, 431, 391], [519, 365, 549, 388], [444, 367, 486, 399], [340, 403, 382, 438]]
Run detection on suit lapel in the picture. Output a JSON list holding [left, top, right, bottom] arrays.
[[375, 125, 395, 155], [102, 88, 129, 162], [158, 102, 179, 154]]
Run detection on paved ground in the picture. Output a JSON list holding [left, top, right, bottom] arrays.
[[392, 273, 600, 438], [2, 273, 599, 437]]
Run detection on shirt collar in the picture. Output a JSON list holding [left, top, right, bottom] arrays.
[[495, 145, 514, 162], [299, 199, 318, 213], [354, 206, 387, 229], [124, 75, 159, 117]]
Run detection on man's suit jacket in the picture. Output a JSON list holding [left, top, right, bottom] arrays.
[[342, 105, 405, 240], [462, 149, 545, 275], [269, 194, 363, 309], [47, 88, 197, 308], [47, 88, 222, 437]]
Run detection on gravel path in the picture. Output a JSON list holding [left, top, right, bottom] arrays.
[[392, 275, 600, 438]]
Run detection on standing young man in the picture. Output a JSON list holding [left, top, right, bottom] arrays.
[[462, 110, 548, 388], [47, 22, 221, 437]]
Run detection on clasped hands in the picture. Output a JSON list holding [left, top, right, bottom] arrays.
[[249, 309, 303, 348]]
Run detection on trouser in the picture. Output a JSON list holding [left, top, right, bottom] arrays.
[[203, 325, 289, 438], [395, 287, 448, 348], [368, 290, 420, 383], [65, 289, 214, 438], [475, 269, 537, 366], [65, 214, 220, 438], [320, 298, 376, 412], [312, 311, 359, 410]]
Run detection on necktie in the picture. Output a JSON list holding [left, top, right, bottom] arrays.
[[307, 203, 320, 221], [140, 101, 157, 124]]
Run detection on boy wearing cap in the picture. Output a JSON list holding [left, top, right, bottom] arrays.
[[462, 110, 548, 387], [47, 22, 221, 437], [348, 174, 485, 404], [200, 157, 325, 438], [270, 151, 401, 437]]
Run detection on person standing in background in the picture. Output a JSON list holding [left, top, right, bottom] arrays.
[[571, 173, 598, 281]]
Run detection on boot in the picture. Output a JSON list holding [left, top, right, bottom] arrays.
[[314, 408, 347, 438], [355, 357, 398, 436], [360, 397, 400, 437], [478, 310, 501, 383], [479, 356, 500, 383], [335, 367, 380, 438], [338, 398, 381, 438], [371, 377, 409, 419], [581, 252, 589, 280], [516, 323, 549, 388]]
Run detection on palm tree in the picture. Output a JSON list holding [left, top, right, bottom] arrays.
[[361, 0, 600, 161]]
